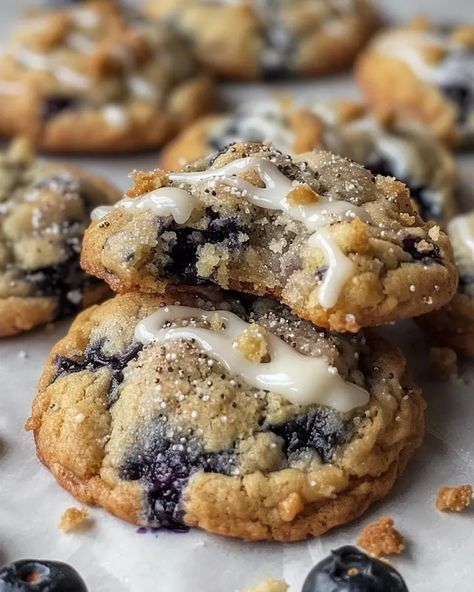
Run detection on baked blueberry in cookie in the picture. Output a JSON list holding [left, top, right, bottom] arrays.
[[418, 210, 474, 356], [27, 289, 425, 541], [0, 1, 215, 153], [302, 546, 408, 592], [0, 138, 120, 337], [82, 142, 457, 332], [356, 19, 474, 147], [0, 559, 87, 592], [145, 0, 379, 80], [161, 99, 457, 225]]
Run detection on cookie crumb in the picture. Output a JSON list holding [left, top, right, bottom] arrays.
[[357, 517, 405, 557], [400, 212, 416, 226], [436, 485, 472, 512], [243, 577, 288, 592], [287, 185, 319, 206], [59, 507, 90, 533], [277, 492, 304, 522], [234, 324, 270, 363], [429, 347, 458, 380], [428, 225, 440, 241]]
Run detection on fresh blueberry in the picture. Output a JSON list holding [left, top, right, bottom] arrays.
[[302, 546, 408, 592], [0, 560, 87, 592], [41, 96, 81, 122]]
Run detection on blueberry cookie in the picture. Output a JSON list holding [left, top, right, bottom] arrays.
[[0, 138, 120, 337], [0, 1, 215, 153], [27, 289, 425, 541], [145, 0, 379, 80], [418, 211, 474, 356], [161, 99, 457, 224], [81, 142, 457, 332], [356, 20, 474, 148]]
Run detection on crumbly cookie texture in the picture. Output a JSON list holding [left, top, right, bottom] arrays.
[[0, 1, 215, 153], [243, 578, 288, 592], [0, 138, 119, 337], [418, 211, 474, 357], [356, 20, 474, 147], [27, 290, 425, 542], [59, 507, 89, 532], [145, 0, 379, 80], [82, 142, 457, 332], [161, 98, 457, 225], [436, 485, 473, 512], [357, 517, 405, 557]]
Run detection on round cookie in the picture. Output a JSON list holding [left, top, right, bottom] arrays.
[[356, 19, 474, 148], [145, 0, 379, 80], [161, 99, 457, 225], [27, 289, 425, 541], [418, 211, 474, 356], [0, 1, 215, 153], [81, 142, 457, 332], [0, 138, 120, 337]]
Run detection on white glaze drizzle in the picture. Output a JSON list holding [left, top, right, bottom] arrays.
[[135, 305, 369, 412], [91, 187, 198, 222], [448, 212, 474, 259], [15, 48, 92, 89], [101, 104, 130, 129]]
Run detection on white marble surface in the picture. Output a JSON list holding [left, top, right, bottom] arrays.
[[0, 1, 474, 591]]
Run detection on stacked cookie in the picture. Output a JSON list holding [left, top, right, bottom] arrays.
[[28, 141, 458, 541]]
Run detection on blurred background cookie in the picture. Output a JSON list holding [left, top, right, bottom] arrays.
[[161, 98, 458, 225], [0, 0, 216, 153], [0, 137, 120, 336], [356, 19, 474, 148], [145, 0, 380, 80]]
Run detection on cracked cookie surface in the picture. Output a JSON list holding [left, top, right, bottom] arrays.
[[145, 0, 379, 80], [161, 99, 457, 225], [82, 142, 457, 332], [27, 289, 425, 541], [356, 20, 474, 147], [0, 138, 120, 336], [0, 1, 215, 153]]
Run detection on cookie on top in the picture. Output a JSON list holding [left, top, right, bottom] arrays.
[[0, 137, 120, 336], [145, 0, 380, 80], [27, 289, 425, 541], [161, 98, 457, 225], [0, 0, 215, 153], [418, 210, 474, 357], [356, 18, 474, 147], [81, 142, 457, 332]]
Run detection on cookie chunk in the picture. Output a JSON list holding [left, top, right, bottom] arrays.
[[0, 1, 215, 153], [418, 211, 474, 356], [145, 0, 379, 80], [0, 138, 120, 336], [82, 142, 457, 332], [356, 20, 474, 147], [27, 289, 425, 541], [161, 99, 457, 225]]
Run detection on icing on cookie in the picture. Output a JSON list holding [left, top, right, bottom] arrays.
[[135, 305, 369, 412], [91, 187, 197, 222], [101, 105, 130, 129], [448, 212, 474, 259], [14, 48, 92, 89]]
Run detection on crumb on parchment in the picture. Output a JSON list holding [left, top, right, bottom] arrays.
[[243, 577, 289, 592], [357, 517, 405, 557], [436, 485, 473, 512], [59, 507, 90, 533], [429, 347, 458, 380]]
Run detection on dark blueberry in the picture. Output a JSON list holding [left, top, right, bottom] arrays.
[[441, 83, 472, 124], [162, 211, 248, 283], [55, 340, 143, 406], [402, 236, 441, 265], [302, 546, 408, 592], [41, 96, 81, 122], [120, 420, 235, 530], [269, 410, 350, 464], [0, 559, 87, 592]]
